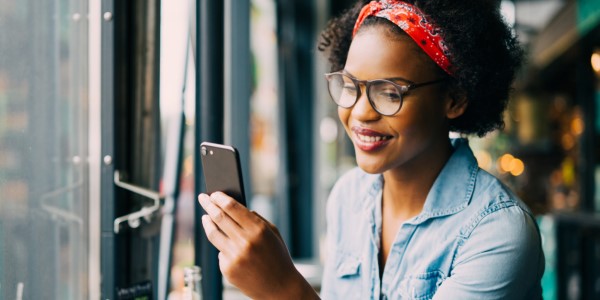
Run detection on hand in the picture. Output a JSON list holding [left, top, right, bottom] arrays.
[[198, 192, 318, 300]]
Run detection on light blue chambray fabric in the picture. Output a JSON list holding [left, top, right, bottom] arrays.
[[320, 138, 544, 300]]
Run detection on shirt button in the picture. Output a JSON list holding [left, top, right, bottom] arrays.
[[380, 294, 387, 300]]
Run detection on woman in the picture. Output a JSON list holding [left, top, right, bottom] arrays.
[[198, 0, 544, 299]]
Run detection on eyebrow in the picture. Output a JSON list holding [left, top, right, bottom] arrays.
[[342, 70, 414, 84]]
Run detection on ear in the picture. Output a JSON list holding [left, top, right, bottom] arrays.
[[444, 85, 468, 119]]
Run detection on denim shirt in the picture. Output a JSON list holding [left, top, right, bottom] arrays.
[[321, 139, 544, 300]]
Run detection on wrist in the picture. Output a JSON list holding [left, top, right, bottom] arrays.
[[268, 269, 319, 300], [294, 273, 320, 300]]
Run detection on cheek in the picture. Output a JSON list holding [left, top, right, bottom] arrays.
[[393, 101, 446, 135], [391, 104, 424, 130], [338, 107, 357, 140], [337, 107, 351, 129]]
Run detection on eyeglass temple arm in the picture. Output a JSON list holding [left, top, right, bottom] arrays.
[[409, 78, 448, 90]]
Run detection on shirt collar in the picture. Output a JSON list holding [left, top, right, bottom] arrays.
[[415, 138, 479, 222], [360, 138, 479, 223]]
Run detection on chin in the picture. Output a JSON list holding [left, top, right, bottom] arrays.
[[355, 155, 388, 174]]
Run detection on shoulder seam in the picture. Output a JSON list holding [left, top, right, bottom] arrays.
[[458, 193, 519, 240], [448, 194, 520, 269]]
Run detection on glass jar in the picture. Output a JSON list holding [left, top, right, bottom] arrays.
[[183, 266, 203, 300]]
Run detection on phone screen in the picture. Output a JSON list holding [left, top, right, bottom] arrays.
[[200, 142, 246, 206]]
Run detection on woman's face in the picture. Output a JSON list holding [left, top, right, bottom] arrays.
[[339, 26, 454, 174]]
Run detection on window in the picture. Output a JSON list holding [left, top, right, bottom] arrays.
[[0, 0, 91, 299]]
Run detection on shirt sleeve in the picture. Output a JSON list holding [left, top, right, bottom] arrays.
[[432, 204, 545, 300]]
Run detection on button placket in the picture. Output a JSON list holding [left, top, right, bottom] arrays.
[[380, 223, 417, 297]]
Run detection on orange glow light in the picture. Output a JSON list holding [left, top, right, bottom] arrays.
[[592, 51, 600, 73], [571, 117, 584, 136], [509, 158, 525, 176], [499, 154, 514, 173]]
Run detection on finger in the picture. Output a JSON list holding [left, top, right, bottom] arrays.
[[217, 252, 237, 281], [210, 192, 258, 226], [201, 215, 233, 253], [198, 193, 243, 239], [252, 211, 284, 242], [251, 211, 272, 226], [217, 252, 230, 273]]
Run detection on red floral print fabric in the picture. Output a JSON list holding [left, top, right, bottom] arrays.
[[353, 0, 454, 75]]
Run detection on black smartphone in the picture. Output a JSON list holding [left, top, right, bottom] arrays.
[[200, 142, 247, 206]]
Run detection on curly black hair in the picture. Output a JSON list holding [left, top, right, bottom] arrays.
[[319, 0, 524, 137]]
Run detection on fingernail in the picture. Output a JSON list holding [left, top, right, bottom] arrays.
[[198, 193, 208, 204], [209, 192, 222, 203]]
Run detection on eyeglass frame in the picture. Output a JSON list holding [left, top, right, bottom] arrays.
[[324, 71, 448, 116]]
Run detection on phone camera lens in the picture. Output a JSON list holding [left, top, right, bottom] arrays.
[[201, 147, 207, 156]]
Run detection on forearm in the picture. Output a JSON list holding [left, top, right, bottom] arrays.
[[267, 269, 320, 300], [294, 276, 320, 300]]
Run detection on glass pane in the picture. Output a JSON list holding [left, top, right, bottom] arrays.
[[249, 0, 280, 232], [160, 0, 197, 298], [470, 93, 582, 214], [0, 0, 89, 299]]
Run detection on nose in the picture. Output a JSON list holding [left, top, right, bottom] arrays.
[[351, 88, 381, 121]]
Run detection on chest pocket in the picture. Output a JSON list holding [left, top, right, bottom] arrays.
[[399, 270, 445, 300], [333, 252, 362, 298]]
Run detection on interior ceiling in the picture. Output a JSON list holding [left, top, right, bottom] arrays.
[[512, 0, 567, 45]]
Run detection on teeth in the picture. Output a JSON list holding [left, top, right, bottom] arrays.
[[356, 133, 389, 143]]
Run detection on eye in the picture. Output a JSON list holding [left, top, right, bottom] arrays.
[[376, 89, 401, 102], [342, 84, 357, 95]]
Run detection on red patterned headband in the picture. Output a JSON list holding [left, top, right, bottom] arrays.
[[353, 0, 454, 75]]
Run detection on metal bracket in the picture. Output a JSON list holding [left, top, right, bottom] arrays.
[[40, 179, 85, 228], [113, 170, 163, 234]]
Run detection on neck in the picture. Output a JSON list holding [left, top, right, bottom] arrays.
[[382, 138, 453, 219]]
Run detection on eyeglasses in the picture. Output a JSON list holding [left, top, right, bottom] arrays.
[[324, 72, 447, 116]]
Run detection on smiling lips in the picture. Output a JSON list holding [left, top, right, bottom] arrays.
[[352, 126, 393, 151]]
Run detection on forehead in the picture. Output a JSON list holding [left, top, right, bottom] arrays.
[[345, 27, 437, 81]]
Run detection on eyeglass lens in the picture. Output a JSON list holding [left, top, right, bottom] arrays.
[[326, 73, 402, 116]]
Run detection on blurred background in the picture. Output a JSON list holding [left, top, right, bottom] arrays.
[[1, 0, 599, 299]]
